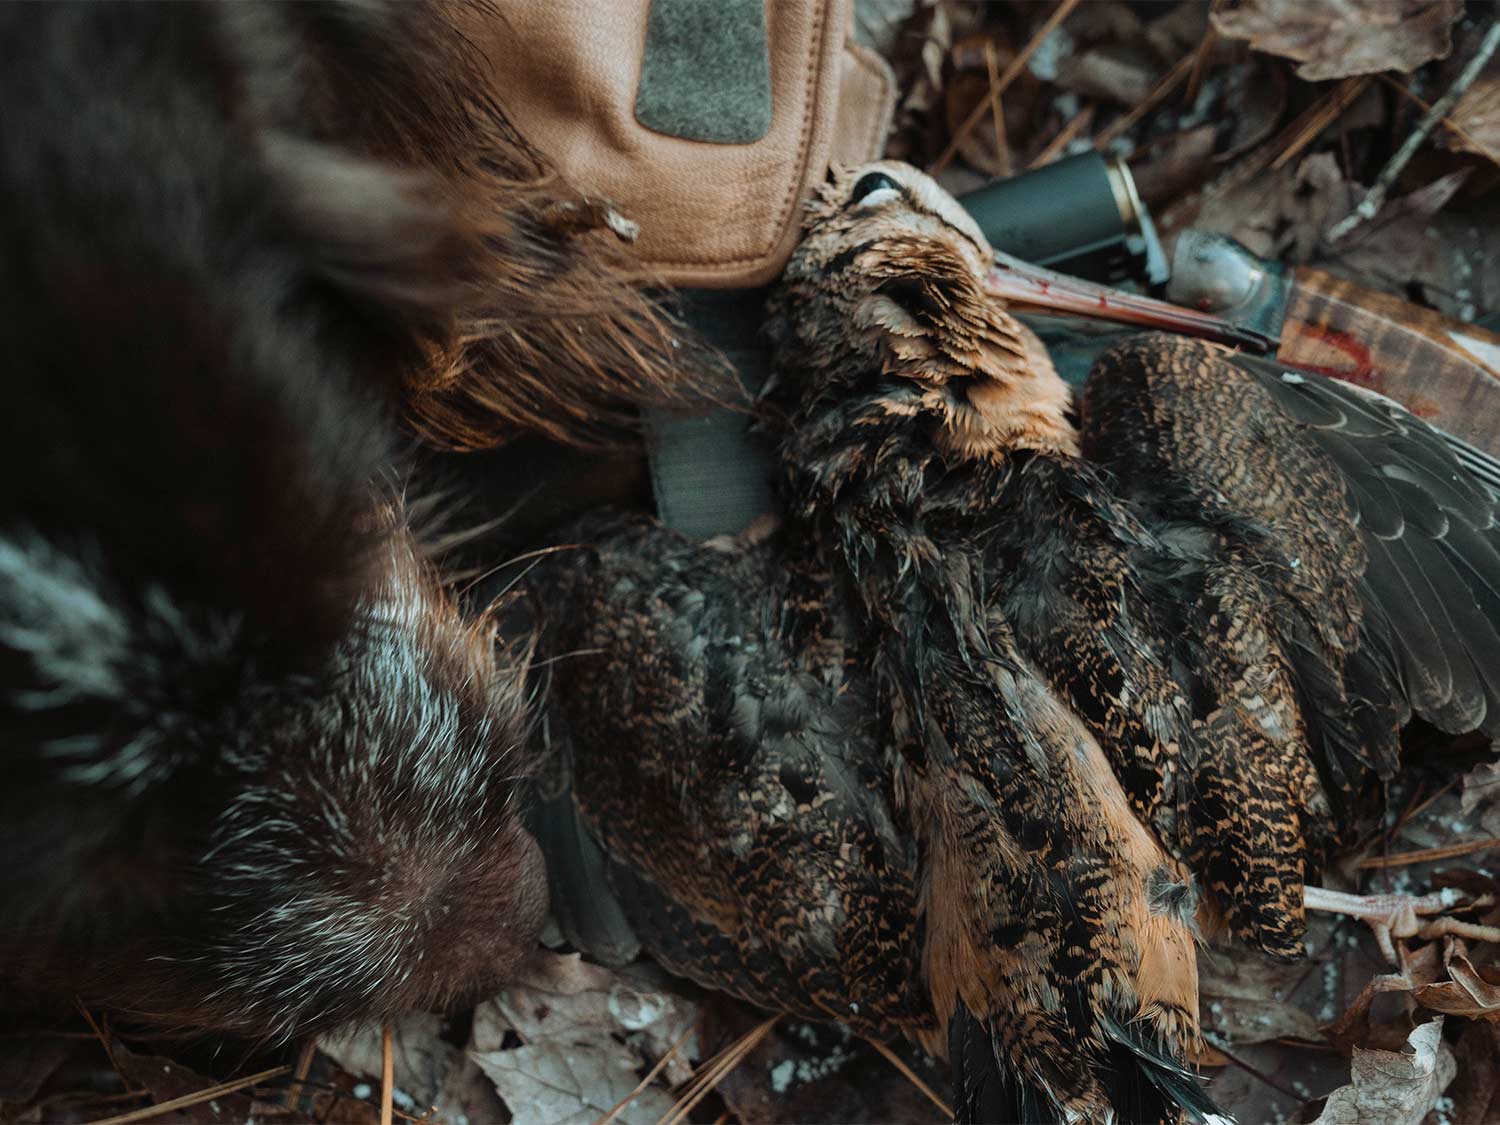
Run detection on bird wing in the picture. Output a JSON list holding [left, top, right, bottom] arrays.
[[913, 626, 1211, 1124], [1081, 333, 1500, 755], [535, 511, 929, 1035], [1067, 333, 1500, 957]]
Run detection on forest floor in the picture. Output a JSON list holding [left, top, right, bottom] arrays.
[[8, 3, 1500, 1123]]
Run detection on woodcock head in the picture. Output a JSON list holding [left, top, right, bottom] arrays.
[[767, 161, 1269, 461]]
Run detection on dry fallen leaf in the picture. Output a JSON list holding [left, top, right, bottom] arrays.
[[883, 0, 955, 164], [1461, 759, 1500, 815], [473, 1037, 664, 1125], [1413, 941, 1500, 1021], [1064, 0, 1146, 52], [108, 1039, 280, 1125], [1198, 949, 1325, 1045], [320, 1012, 459, 1116], [1448, 76, 1500, 165], [1193, 152, 1355, 261], [1320, 168, 1472, 300], [1131, 127, 1218, 207], [1144, 1, 1210, 66], [469, 952, 698, 1125], [1324, 954, 1430, 1054], [318, 1012, 508, 1123], [1216, 58, 1291, 163], [1310, 1018, 1456, 1125], [1212, 0, 1462, 82]]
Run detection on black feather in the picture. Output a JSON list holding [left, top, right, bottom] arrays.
[[1100, 1013, 1221, 1125]]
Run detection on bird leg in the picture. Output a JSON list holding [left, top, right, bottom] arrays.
[[1303, 885, 1500, 963]]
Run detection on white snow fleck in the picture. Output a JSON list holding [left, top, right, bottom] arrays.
[[770, 1059, 797, 1093], [1028, 28, 1073, 81]]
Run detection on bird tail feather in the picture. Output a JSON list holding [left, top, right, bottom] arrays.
[[1100, 1011, 1223, 1125], [948, 1004, 1224, 1125]]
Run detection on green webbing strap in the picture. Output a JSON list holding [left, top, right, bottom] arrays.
[[646, 288, 775, 538]]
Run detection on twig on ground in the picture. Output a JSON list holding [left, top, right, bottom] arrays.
[[1328, 18, 1500, 241]]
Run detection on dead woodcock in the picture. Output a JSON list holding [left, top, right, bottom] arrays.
[[530, 161, 1500, 1123]]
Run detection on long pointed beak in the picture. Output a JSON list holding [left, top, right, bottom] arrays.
[[984, 249, 1275, 354]]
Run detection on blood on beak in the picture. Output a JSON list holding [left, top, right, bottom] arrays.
[[983, 249, 1275, 354]]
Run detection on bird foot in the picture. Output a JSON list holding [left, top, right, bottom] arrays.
[[1303, 885, 1500, 963]]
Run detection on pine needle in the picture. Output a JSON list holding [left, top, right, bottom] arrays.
[[1356, 836, 1499, 869], [1095, 50, 1198, 150], [380, 1019, 395, 1125], [984, 41, 1014, 178], [284, 1038, 318, 1110], [1028, 104, 1096, 169], [595, 1023, 694, 1125], [864, 1036, 953, 1118], [1270, 76, 1372, 172], [657, 1016, 777, 1125], [931, 0, 1084, 175], [1184, 27, 1218, 108], [73, 1001, 136, 1095], [90, 1065, 289, 1125]]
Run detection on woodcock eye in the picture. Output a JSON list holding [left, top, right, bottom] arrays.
[[849, 171, 901, 208]]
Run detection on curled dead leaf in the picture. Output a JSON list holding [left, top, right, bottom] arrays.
[[1192, 152, 1355, 261], [1413, 940, 1500, 1020], [0, 1032, 75, 1106], [1212, 0, 1462, 82], [1323, 950, 1432, 1054], [1310, 1018, 1456, 1125]]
